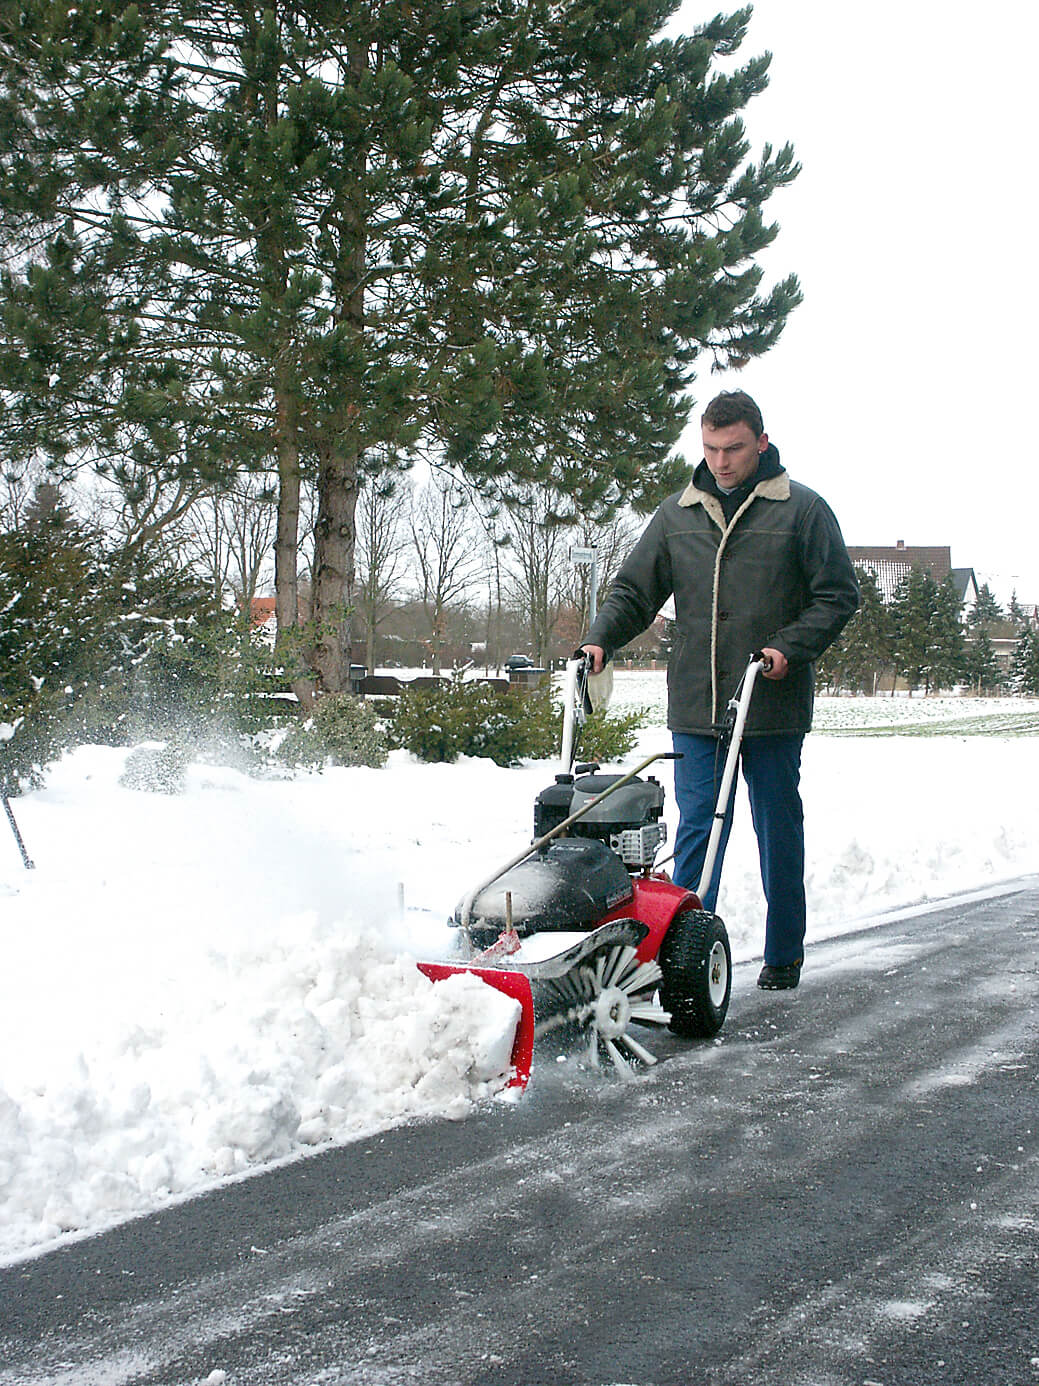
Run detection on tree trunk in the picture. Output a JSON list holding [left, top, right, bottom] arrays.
[[311, 442, 359, 693], [314, 109, 366, 695], [427, 600, 445, 675], [272, 389, 314, 710]]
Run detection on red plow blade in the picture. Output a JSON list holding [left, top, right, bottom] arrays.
[[417, 962, 534, 1091]]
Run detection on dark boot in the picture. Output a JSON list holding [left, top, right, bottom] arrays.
[[757, 962, 801, 990]]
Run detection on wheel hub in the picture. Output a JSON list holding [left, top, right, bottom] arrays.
[[707, 940, 729, 1006], [592, 984, 632, 1040]]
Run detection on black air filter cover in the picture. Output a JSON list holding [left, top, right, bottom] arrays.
[[533, 774, 575, 838]]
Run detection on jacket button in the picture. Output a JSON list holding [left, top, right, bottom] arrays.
[[718, 610, 729, 621]]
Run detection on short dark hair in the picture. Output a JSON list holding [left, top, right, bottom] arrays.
[[702, 390, 764, 438]]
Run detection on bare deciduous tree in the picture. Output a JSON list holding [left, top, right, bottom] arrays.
[[409, 474, 483, 674], [179, 474, 278, 609], [557, 511, 643, 635], [355, 475, 410, 673], [500, 487, 572, 668]]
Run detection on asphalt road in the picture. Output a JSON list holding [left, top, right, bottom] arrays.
[[2, 882, 1039, 1386]]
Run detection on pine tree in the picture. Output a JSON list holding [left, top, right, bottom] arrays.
[[889, 569, 932, 694], [888, 570, 965, 694], [963, 629, 1003, 694], [816, 568, 891, 693], [0, 488, 109, 700], [0, 484, 117, 784], [1, 1, 802, 693], [0, 478, 237, 784], [926, 575, 966, 692], [888, 570, 928, 694], [968, 581, 1003, 628], [1009, 626, 1039, 695]]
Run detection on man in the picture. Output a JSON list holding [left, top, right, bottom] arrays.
[[581, 390, 858, 989]]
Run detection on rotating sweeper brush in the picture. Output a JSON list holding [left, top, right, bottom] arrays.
[[421, 653, 769, 1090]]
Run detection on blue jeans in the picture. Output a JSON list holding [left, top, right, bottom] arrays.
[[671, 732, 806, 967]]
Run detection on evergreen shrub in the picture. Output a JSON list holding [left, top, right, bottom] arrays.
[[0, 496, 119, 788], [0, 483, 292, 783], [577, 705, 648, 765], [278, 692, 388, 769], [387, 678, 546, 765], [388, 677, 644, 767]]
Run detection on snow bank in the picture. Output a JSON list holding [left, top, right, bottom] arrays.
[[0, 749, 522, 1261]]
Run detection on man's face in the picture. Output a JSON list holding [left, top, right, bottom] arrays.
[[702, 420, 768, 489]]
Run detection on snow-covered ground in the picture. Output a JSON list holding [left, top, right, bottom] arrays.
[[610, 667, 1039, 729], [2, 670, 1038, 1264]]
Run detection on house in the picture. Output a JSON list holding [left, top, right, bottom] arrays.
[[249, 596, 277, 629], [949, 568, 980, 614], [248, 594, 312, 630], [845, 540, 979, 619]]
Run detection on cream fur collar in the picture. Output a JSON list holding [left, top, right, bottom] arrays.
[[678, 470, 790, 509]]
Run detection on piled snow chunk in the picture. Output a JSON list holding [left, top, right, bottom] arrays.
[[0, 922, 520, 1258], [0, 740, 525, 1264]]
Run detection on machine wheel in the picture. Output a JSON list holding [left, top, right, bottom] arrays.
[[658, 908, 731, 1038]]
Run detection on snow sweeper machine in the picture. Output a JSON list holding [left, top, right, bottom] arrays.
[[419, 652, 771, 1091]]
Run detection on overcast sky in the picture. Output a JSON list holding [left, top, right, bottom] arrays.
[[672, 0, 1039, 602]]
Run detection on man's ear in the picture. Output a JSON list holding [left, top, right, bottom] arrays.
[[757, 431, 769, 454]]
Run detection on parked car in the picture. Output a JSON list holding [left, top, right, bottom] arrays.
[[504, 653, 535, 670]]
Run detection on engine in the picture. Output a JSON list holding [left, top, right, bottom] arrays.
[[534, 770, 667, 870], [452, 767, 669, 949]]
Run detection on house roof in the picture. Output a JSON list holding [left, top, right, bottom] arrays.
[[249, 596, 276, 627], [949, 568, 979, 603], [846, 542, 952, 601]]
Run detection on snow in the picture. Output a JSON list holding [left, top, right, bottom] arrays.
[[2, 670, 1038, 1264]]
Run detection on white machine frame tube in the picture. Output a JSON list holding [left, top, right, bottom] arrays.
[[559, 656, 586, 774], [695, 657, 766, 902]]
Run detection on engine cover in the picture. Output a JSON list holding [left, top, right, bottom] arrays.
[[532, 774, 575, 839], [567, 773, 664, 830], [454, 838, 635, 950]]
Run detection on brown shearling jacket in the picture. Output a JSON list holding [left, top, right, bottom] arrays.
[[584, 450, 860, 736]]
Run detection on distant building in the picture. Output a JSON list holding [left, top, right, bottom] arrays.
[[249, 596, 277, 629], [846, 540, 979, 618]]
